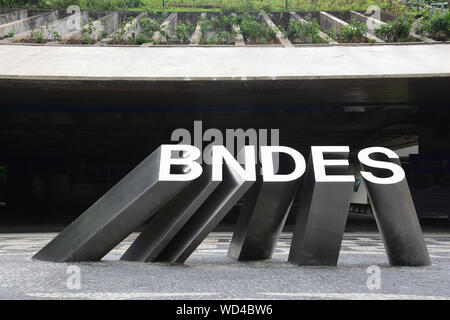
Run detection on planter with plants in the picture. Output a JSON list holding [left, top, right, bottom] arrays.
[[162, 21, 196, 44], [108, 11, 167, 45], [161, 12, 198, 44], [199, 14, 238, 45], [416, 11, 450, 41], [374, 16, 415, 42], [238, 13, 279, 45], [62, 12, 118, 44], [279, 15, 326, 44], [327, 19, 372, 43]]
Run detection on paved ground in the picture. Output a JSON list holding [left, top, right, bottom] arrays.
[[0, 232, 449, 300]]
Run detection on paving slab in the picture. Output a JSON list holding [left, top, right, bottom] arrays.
[[0, 44, 449, 81], [0, 232, 449, 299]]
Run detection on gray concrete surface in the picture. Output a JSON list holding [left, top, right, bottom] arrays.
[[0, 11, 57, 38], [0, 232, 449, 299], [0, 9, 27, 25], [0, 44, 449, 81], [63, 11, 119, 43], [6, 12, 89, 43]]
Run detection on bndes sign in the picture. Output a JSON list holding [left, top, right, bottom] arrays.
[[159, 144, 405, 185], [33, 142, 431, 267], [156, 143, 430, 267]]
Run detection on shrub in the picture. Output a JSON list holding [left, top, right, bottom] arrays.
[[283, 18, 322, 44], [11, 0, 146, 10], [375, 16, 411, 42], [0, 0, 28, 7], [200, 14, 237, 34], [239, 14, 277, 44], [163, 21, 195, 43], [175, 21, 195, 42], [417, 11, 450, 41], [328, 19, 367, 43], [30, 28, 44, 43], [199, 14, 238, 44], [139, 16, 160, 38]]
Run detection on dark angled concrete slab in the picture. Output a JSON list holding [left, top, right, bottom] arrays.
[[360, 152, 431, 266], [228, 161, 301, 260], [288, 150, 353, 266], [155, 165, 254, 264], [33, 146, 192, 262], [120, 164, 219, 262]]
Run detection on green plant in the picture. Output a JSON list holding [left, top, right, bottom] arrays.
[[328, 19, 367, 43], [416, 11, 450, 41], [110, 17, 131, 42], [0, 0, 416, 16], [283, 17, 323, 44], [175, 21, 195, 42], [99, 30, 109, 39], [0, 28, 15, 40], [81, 18, 96, 44], [160, 21, 195, 43], [133, 33, 153, 44], [260, 3, 275, 14], [100, 17, 108, 28], [31, 29, 44, 43], [199, 14, 237, 44], [6, 28, 15, 38], [239, 14, 277, 44], [108, 15, 160, 44], [375, 16, 412, 42], [139, 16, 161, 38], [52, 31, 61, 41], [26, 19, 61, 43], [0, 0, 27, 6]]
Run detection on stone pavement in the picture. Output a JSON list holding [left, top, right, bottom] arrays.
[[0, 232, 449, 300]]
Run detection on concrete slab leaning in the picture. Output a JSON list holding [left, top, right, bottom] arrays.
[[320, 11, 384, 43], [0, 9, 27, 25], [62, 11, 119, 43], [261, 13, 293, 47], [0, 11, 57, 38], [32, 147, 193, 262], [349, 10, 436, 43], [121, 164, 220, 262], [155, 164, 254, 264], [290, 12, 338, 44], [142, 12, 177, 46], [189, 12, 206, 45]]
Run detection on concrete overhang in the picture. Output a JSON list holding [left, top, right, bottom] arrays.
[[0, 43, 449, 109]]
